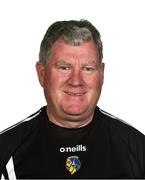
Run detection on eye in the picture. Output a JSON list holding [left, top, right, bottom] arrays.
[[58, 65, 71, 72], [82, 66, 95, 74]]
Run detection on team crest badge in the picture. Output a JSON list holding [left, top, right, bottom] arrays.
[[65, 156, 81, 175]]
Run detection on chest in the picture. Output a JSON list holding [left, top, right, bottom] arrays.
[[12, 128, 137, 179]]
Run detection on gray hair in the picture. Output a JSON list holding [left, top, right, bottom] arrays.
[[39, 20, 103, 65]]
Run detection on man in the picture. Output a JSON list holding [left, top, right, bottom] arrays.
[[0, 20, 145, 179]]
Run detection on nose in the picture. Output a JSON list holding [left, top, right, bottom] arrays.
[[68, 69, 84, 87]]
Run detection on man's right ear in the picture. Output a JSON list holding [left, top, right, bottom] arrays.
[[35, 62, 45, 87]]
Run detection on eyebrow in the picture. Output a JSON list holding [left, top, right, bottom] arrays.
[[54, 60, 71, 66], [55, 59, 98, 66], [83, 61, 98, 66]]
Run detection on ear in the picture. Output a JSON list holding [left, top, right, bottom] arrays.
[[100, 63, 105, 85], [36, 62, 45, 87]]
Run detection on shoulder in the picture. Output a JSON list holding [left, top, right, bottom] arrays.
[[0, 107, 44, 166], [0, 107, 42, 138], [97, 107, 145, 175], [97, 107, 145, 147]]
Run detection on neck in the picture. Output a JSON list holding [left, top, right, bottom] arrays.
[[46, 109, 94, 128]]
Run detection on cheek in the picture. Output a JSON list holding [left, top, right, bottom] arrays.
[[85, 75, 100, 88], [86, 77, 103, 98], [44, 72, 68, 91]]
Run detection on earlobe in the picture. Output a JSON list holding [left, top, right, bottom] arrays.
[[36, 62, 45, 87]]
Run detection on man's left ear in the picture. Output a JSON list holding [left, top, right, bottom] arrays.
[[35, 62, 45, 87], [100, 63, 105, 85]]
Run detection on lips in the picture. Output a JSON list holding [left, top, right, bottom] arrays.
[[64, 91, 86, 96]]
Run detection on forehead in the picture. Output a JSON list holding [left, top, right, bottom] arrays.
[[48, 39, 99, 63]]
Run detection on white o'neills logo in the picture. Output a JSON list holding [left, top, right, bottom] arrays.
[[60, 144, 86, 153]]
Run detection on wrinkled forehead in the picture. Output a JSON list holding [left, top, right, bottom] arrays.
[[49, 38, 99, 62], [51, 39, 98, 56]]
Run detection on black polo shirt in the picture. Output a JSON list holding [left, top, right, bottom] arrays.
[[0, 106, 145, 179]]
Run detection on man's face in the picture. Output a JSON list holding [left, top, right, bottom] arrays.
[[36, 39, 104, 124]]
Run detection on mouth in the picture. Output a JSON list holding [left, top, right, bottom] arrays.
[[64, 91, 86, 96]]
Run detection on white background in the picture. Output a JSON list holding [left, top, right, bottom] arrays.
[[0, 0, 145, 134]]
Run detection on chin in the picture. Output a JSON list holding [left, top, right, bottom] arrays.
[[63, 105, 88, 116]]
